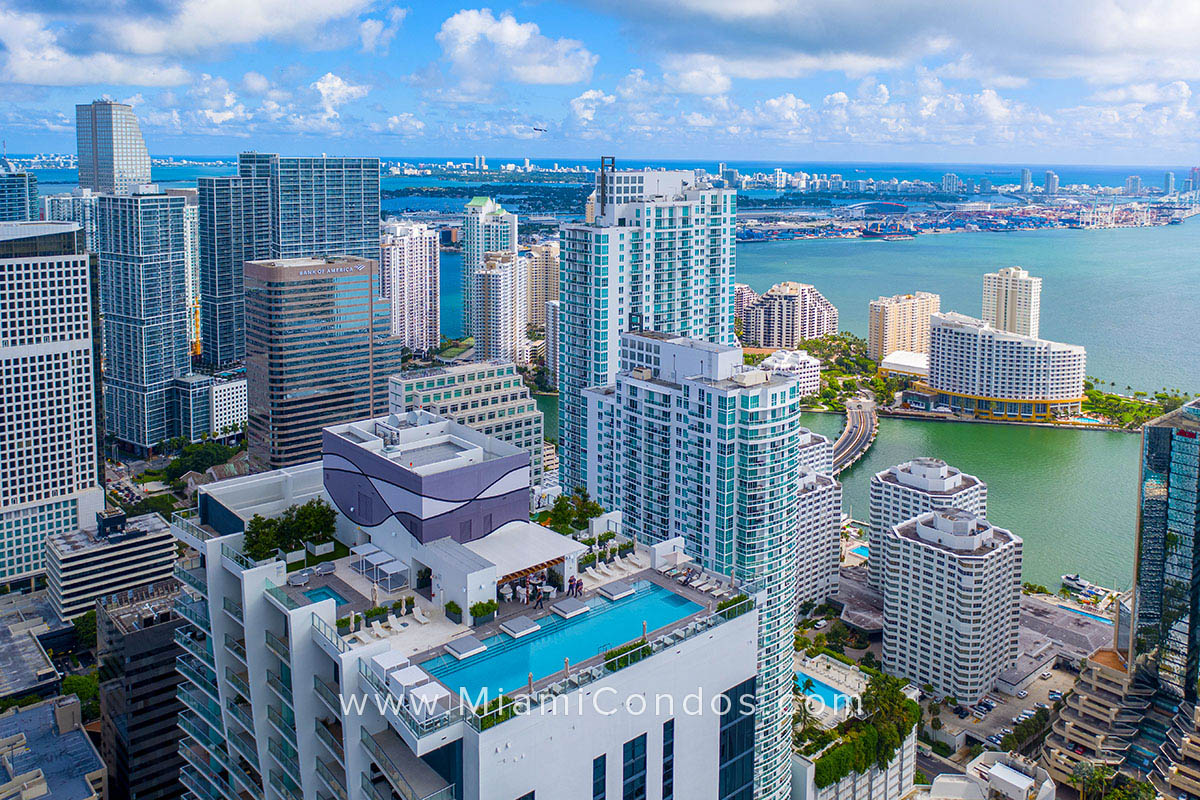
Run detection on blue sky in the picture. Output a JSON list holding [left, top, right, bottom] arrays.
[[2, 1, 1200, 164]]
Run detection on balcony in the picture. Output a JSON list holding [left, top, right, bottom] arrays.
[[266, 669, 294, 707], [315, 758, 348, 800], [314, 675, 341, 716], [226, 668, 252, 702], [228, 728, 260, 771], [223, 597, 245, 624], [265, 630, 290, 662], [267, 704, 297, 747], [360, 727, 455, 800], [268, 737, 301, 786], [268, 770, 301, 800], [177, 656, 219, 703], [224, 634, 247, 665], [221, 543, 257, 573], [316, 717, 346, 763], [179, 766, 222, 800], [176, 596, 211, 631], [176, 557, 209, 594], [177, 685, 223, 731], [173, 509, 213, 550], [175, 629, 215, 668]]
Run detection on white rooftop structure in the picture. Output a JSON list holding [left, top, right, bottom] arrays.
[[879, 349, 929, 378]]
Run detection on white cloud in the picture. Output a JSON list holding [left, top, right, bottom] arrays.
[[189, 74, 249, 125], [383, 112, 425, 135], [311, 72, 370, 119], [435, 9, 597, 90], [570, 89, 615, 122], [360, 7, 408, 53], [102, 0, 374, 56], [0, 8, 189, 86], [242, 72, 271, 94]]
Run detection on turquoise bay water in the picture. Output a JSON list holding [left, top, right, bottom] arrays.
[[803, 412, 1140, 590], [424, 583, 700, 698], [737, 225, 1200, 393]]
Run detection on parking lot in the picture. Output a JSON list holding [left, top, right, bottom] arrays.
[[936, 665, 1077, 746]]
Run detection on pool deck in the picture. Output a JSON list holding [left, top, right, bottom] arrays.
[[275, 554, 406, 616], [410, 567, 736, 697]]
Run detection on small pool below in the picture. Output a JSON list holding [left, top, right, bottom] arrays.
[[850, 545, 869, 558], [1063, 605, 1113, 625], [304, 586, 349, 606], [796, 670, 855, 712]]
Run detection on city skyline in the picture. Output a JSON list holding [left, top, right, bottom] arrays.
[[3, 3, 1200, 163]]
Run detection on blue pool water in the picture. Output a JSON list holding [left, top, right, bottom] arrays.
[[1064, 606, 1113, 625], [424, 582, 702, 698], [851, 545, 870, 558], [304, 586, 349, 606], [796, 671, 855, 711]]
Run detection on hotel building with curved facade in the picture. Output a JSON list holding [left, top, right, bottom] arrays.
[[918, 312, 1086, 421]]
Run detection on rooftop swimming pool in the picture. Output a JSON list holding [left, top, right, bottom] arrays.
[[1064, 605, 1113, 625], [424, 582, 702, 699], [850, 545, 870, 558], [304, 586, 349, 606], [796, 670, 855, 712]]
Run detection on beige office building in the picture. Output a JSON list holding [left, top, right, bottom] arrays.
[[388, 361, 546, 480], [867, 291, 941, 361], [245, 256, 406, 469], [526, 241, 559, 328], [983, 266, 1041, 338]]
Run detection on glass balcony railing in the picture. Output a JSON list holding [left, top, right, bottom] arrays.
[[175, 557, 208, 594], [226, 667, 251, 702], [175, 596, 211, 631], [360, 728, 456, 800], [221, 543, 257, 572], [267, 705, 297, 747], [315, 718, 346, 763], [266, 669, 293, 707], [222, 596, 244, 623], [265, 630, 290, 662], [174, 629, 214, 667], [315, 758, 348, 800], [314, 675, 341, 715], [224, 634, 247, 664]]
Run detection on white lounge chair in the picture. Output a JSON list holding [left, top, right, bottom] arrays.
[[596, 562, 615, 577], [628, 553, 648, 569], [693, 580, 716, 592], [387, 612, 402, 628], [584, 566, 603, 583], [371, 620, 388, 637], [412, 606, 431, 625]]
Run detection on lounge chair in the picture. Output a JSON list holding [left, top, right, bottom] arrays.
[[688, 575, 708, 588], [628, 553, 648, 569], [412, 606, 431, 625], [387, 613, 402, 628], [709, 585, 731, 599], [584, 567, 603, 583], [693, 580, 716, 592], [371, 620, 388, 637], [596, 562, 615, 577]]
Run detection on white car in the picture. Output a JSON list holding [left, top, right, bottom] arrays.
[[813, 620, 827, 629], [1039, 671, 1053, 680], [1017, 690, 1028, 699]]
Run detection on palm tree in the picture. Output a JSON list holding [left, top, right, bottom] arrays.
[[1070, 761, 1095, 800]]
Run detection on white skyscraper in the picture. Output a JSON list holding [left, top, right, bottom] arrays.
[[75, 100, 152, 195], [586, 331, 835, 800], [472, 251, 528, 363], [0, 222, 105, 584], [42, 188, 100, 252], [380, 220, 440, 353], [166, 188, 201, 354], [881, 508, 1021, 703], [172, 410, 763, 800], [868, 458, 987, 589], [462, 197, 517, 338], [923, 312, 1085, 421], [982, 266, 1041, 338], [559, 164, 737, 492]]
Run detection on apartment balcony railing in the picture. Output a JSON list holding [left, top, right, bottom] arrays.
[[175, 596, 211, 631], [264, 630, 291, 662], [360, 728, 456, 800], [175, 629, 215, 668], [175, 557, 208, 594]]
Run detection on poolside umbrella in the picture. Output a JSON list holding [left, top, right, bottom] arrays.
[[564, 657, 570, 677], [528, 672, 534, 695]]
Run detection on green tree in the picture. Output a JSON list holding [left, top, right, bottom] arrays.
[[72, 610, 97, 650]]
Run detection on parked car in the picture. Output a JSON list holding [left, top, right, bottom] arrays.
[[1017, 690, 1029, 699], [1040, 671, 1053, 680]]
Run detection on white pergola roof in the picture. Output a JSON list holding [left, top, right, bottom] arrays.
[[463, 521, 586, 582]]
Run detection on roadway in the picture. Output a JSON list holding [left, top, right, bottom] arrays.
[[831, 399, 878, 474]]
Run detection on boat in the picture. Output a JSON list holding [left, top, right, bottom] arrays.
[[1061, 573, 1090, 592]]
